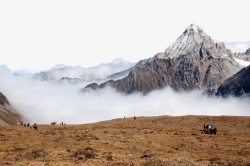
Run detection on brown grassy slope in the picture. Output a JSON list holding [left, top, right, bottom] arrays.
[[0, 116, 250, 166]]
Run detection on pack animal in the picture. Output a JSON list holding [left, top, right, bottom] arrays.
[[204, 124, 217, 135]]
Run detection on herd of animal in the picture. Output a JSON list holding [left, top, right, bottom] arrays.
[[18, 120, 217, 135], [18, 121, 37, 129], [18, 121, 66, 130], [50, 121, 66, 125]]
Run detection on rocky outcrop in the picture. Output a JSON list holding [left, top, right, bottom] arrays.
[[216, 65, 250, 97], [84, 24, 241, 94], [0, 92, 21, 125]]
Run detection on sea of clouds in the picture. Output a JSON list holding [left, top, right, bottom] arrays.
[[0, 65, 249, 124]]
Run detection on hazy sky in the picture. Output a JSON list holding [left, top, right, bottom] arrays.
[[0, 0, 249, 71]]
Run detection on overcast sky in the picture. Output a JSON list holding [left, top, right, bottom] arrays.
[[0, 0, 249, 71]]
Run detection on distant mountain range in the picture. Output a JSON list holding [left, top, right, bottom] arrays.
[[85, 24, 248, 94], [33, 59, 136, 84], [225, 42, 250, 53]]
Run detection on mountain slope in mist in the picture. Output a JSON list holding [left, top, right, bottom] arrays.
[[85, 24, 241, 94], [0, 91, 21, 125]]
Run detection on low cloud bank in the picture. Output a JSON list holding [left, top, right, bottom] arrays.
[[0, 66, 249, 124]]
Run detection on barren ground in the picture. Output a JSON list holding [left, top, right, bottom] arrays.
[[0, 116, 250, 166]]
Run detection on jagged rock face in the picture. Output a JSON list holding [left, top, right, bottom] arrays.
[[216, 65, 250, 97], [93, 55, 238, 94], [0, 92, 21, 125], [84, 24, 241, 94]]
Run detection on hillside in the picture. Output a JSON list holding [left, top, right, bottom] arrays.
[[0, 116, 249, 165]]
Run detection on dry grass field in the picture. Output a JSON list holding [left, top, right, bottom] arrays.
[[0, 116, 250, 166]]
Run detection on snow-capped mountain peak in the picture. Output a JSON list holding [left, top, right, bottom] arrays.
[[156, 24, 232, 60], [165, 24, 211, 57]]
